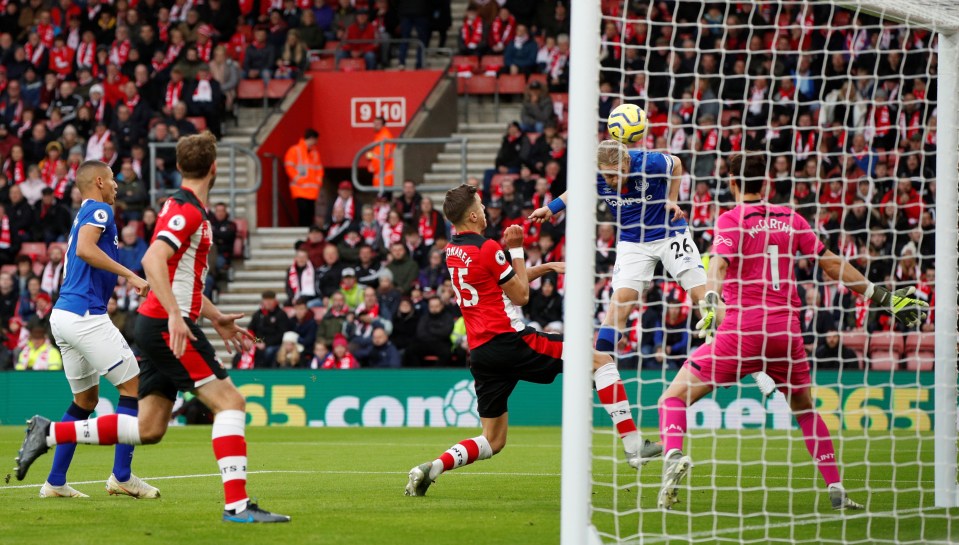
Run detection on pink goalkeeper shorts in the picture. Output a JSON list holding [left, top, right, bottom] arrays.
[[685, 328, 812, 393]]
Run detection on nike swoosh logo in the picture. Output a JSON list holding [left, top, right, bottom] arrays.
[[224, 514, 255, 523]]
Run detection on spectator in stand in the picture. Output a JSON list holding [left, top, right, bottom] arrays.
[[290, 297, 317, 363], [14, 318, 60, 371], [390, 296, 417, 357], [357, 205, 383, 254], [307, 340, 330, 369], [484, 199, 504, 240], [33, 187, 70, 243], [141, 207, 157, 242], [298, 225, 328, 268], [491, 123, 525, 191], [248, 290, 291, 367], [318, 291, 349, 343], [317, 244, 345, 298], [320, 333, 359, 369], [296, 9, 326, 51], [209, 45, 241, 113], [338, 267, 363, 310], [520, 80, 555, 133], [457, 4, 484, 56], [408, 295, 454, 366], [503, 23, 537, 75], [395, 0, 431, 69], [20, 164, 45, 206], [210, 202, 238, 276], [285, 128, 325, 227], [526, 273, 562, 331], [416, 196, 444, 246], [376, 268, 402, 320], [394, 179, 422, 224], [404, 228, 429, 268], [286, 248, 320, 307], [275, 331, 304, 368], [243, 26, 276, 80], [799, 286, 836, 355], [355, 244, 382, 287], [118, 224, 148, 277], [13, 255, 35, 296], [381, 208, 405, 250], [8, 185, 33, 240], [649, 299, 690, 369], [326, 203, 354, 245], [488, 7, 515, 56], [338, 7, 378, 70], [366, 117, 395, 189], [356, 325, 400, 368], [276, 29, 308, 78], [814, 329, 860, 370], [881, 178, 923, 227], [418, 249, 448, 293], [39, 245, 64, 299], [186, 64, 223, 138], [546, 33, 569, 92], [17, 277, 42, 321], [115, 161, 148, 221], [386, 241, 418, 294], [0, 272, 17, 326]]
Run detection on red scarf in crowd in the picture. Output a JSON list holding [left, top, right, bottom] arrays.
[[197, 40, 213, 62], [37, 24, 55, 47], [40, 160, 59, 185], [489, 16, 515, 48], [460, 17, 483, 49], [76, 40, 95, 69], [0, 216, 10, 250], [25, 42, 46, 65], [701, 128, 719, 151], [51, 174, 69, 200], [287, 263, 315, 299], [158, 22, 171, 43], [418, 214, 437, 246], [902, 110, 922, 139], [794, 130, 815, 160], [873, 105, 891, 136], [110, 39, 131, 66], [125, 94, 140, 111], [50, 46, 74, 76], [728, 132, 743, 151], [6, 159, 24, 184], [165, 80, 184, 109]]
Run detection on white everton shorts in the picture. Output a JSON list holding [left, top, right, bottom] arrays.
[[50, 309, 139, 394], [612, 230, 707, 293]]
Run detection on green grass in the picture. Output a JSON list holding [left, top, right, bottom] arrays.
[[0, 426, 956, 544]]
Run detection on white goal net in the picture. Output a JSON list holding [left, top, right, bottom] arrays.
[[562, 1, 959, 543]]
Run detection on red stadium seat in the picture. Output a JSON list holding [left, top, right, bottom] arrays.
[[18, 242, 48, 263], [527, 73, 547, 88], [497, 74, 527, 95], [905, 353, 934, 371], [904, 332, 935, 371], [187, 116, 207, 132], [867, 331, 904, 370], [842, 331, 867, 355], [309, 58, 335, 71], [338, 58, 366, 72], [479, 55, 504, 74], [237, 79, 266, 100], [450, 55, 479, 75], [463, 75, 497, 95], [267, 79, 294, 99], [233, 218, 249, 259], [869, 357, 899, 371]]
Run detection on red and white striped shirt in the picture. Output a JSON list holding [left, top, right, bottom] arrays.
[[139, 187, 212, 322]]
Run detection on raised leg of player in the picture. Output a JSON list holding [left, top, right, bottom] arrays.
[[592, 353, 661, 466], [405, 416, 498, 497]]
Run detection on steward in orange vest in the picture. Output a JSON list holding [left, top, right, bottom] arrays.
[[285, 128, 325, 226], [366, 117, 394, 188]]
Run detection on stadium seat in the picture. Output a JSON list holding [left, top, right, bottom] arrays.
[[867, 331, 904, 370], [497, 74, 527, 95], [267, 79, 294, 99], [904, 332, 935, 371], [18, 242, 48, 263], [338, 58, 366, 72], [237, 79, 266, 100], [479, 55, 504, 74], [309, 58, 335, 71], [843, 331, 867, 356], [451, 55, 479, 75], [187, 116, 207, 132], [463, 75, 497, 95], [905, 353, 934, 371]]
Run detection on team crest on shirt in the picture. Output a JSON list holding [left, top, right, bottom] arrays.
[[495, 250, 507, 265], [93, 209, 108, 223], [714, 234, 734, 247], [168, 215, 187, 231]]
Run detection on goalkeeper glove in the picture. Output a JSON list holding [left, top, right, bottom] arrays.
[[868, 285, 929, 328], [695, 291, 721, 344]]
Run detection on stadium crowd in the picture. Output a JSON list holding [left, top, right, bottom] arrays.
[[0, 0, 940, 373]]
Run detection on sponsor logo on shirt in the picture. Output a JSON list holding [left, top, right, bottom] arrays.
[[93, 209, 108, 223], [714, 234, 734, 247], [605, 196, 652, 207], [169, 214, 187, 231]]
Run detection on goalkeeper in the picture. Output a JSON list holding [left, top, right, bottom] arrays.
[[656, 153, 927, 512], [529, 140, 777, 396]]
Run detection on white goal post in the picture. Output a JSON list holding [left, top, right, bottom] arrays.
[[560, 1, 959, 543]]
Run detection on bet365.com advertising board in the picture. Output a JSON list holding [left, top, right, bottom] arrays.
[[0, 370, 936, 431]]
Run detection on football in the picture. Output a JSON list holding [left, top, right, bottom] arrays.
[[607, 103, 648, 144]]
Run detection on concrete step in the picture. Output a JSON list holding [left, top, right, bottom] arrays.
[[224, 281, 285, 293], [444, 142, 499, 152], [451, 132, 502, 142], [431, 162, 494, 172], [460, 122, 514, 131], [241, 258, 297, 270], [245, 247, 295, 260], [423, 173, 483, 184], [218, 293, 269, 305], [233, 269, 291, 281], [436, 152, 496, 162]]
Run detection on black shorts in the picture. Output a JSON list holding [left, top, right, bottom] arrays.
[[135, 315, 228, 401], [469, 328, 564, 419]]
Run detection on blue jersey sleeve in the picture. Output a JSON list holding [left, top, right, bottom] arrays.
[[81, 202, 113, 230], [635, 151, 673, 176]]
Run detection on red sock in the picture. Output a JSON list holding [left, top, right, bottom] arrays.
[[50, 415, 141, 446], [594, 363, 638, 437], [212, 410, 249, 510], [432, 435, 493, 479], [796, 411, 840, 486], [659, 397, 687, 453]]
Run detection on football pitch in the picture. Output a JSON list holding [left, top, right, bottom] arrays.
[[0, 426, 956, 544]]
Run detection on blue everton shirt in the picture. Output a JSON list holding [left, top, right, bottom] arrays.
[[595, 149, 687, 243], [55, 200, 120, 316]]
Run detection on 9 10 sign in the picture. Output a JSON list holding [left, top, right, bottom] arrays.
[[351, 97, 406, 128]]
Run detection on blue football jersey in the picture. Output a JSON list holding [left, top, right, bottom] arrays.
[[55, 200, 120, 316], [595, 149, 687, 243]]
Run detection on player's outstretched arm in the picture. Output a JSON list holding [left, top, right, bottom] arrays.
[[819, 249, 928, 328], [201, 295, 255, 355], [528, 191, 567, 223], [75, 225, 149, 296], [527, 262, 565, 282], [142, 241, 195, 357], [500, 225, 530, 306]]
